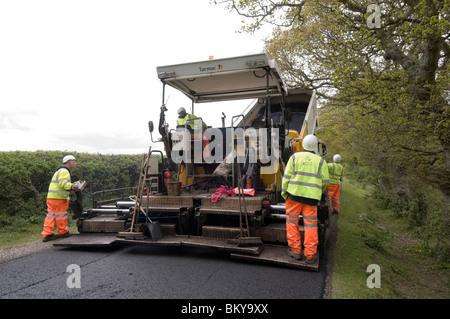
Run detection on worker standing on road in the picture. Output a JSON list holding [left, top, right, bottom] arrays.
[[282, 135, 329, 264], [328, 154, 344, 214], [41, 155, 79, 242]]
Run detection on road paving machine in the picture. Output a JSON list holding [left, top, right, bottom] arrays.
[[56, 53, 330, 271]]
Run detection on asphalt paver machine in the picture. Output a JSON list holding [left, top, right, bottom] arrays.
[[56, 53, 330, 271]]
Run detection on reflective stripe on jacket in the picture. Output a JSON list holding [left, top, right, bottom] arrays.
[[328, 163, 344, 185], [47, 167, 72, 200], [282, 151, 329, 201]]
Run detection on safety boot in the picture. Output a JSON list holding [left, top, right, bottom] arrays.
[[304, 253, 318, 264], [42, 234, 56, 242], [287, 248, 302, 260], [57, 231, 71, 239]]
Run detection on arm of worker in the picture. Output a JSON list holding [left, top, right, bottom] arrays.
[[321, 160, 330, 191], [281, 156, 294, 200], [58, 170, 78, 192]]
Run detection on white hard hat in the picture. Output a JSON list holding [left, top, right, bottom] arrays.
[[302, 134, 318, 151], [63, 155, 76, 164], [333, 154, 342, 163], [177, 107, 186, 114]]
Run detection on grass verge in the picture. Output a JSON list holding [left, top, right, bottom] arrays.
[[0, 217, 78, 249], [329, 176, 449, 298]]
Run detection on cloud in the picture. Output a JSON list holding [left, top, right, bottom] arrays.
[[0, 109, 38, 132], [54, 129, 152, 154], [0, 0, 267, 155]]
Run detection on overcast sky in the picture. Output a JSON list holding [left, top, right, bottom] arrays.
[[0, 0, 268, 155]]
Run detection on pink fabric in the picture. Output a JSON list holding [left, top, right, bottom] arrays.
[[211, 185, 236, 202], [233, 188, 255, 196]]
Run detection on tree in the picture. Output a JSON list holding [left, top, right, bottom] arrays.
[[215, 0, 450, 223]]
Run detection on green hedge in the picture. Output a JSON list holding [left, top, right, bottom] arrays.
[[0, 151, 145, 227]]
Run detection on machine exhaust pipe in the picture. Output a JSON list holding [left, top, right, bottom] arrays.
[[268, 213, 286, 221], [116, 201, 136, 208], [270, 204, 286, 212], [268, 204, 287, 220], [87, 208, 131, 214]]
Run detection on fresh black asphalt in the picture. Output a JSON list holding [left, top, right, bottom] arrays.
[[0, 244, 328, 300]]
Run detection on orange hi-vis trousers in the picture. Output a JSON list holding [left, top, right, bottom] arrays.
[[285, 198, 318, 260], [41, 199, 69, 237], [328, 184, 341, 212]]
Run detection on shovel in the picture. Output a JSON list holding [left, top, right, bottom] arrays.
[[129, 146, 163, 241], [129, 194, 163, 241], [227, 158, 262, 247], [142, 173, 163, 241], [139, 207, 163, 241]]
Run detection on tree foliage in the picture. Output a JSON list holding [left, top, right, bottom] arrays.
[[214, 0, 450, 259], [216, 0, 450, 222]]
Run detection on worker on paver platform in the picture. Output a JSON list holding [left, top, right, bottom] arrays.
[[177, 107, 207, 132], [282, 135, 329, 264], [328, 154, 344, 215], [41, 155, 79, 242]]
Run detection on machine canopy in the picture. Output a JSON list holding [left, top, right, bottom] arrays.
[[156, 53, 287, 103]]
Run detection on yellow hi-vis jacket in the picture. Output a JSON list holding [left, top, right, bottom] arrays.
[[177, 114, 207, 131], [282, 151, 330, 201], [47, 166, 73, 200], [328, 162, 344, 185]]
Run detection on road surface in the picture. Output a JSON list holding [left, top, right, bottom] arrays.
[[0, 244, 328, 301]]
